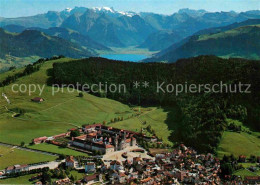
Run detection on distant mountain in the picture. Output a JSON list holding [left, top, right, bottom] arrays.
[[138, 30, 182, 51], [61, 9, 156, 47], [0, 11, 70, 28], [2, 25, 110, 51], [1, 24, 26, 33], [146, 24, 260, 62], [139, 10, 260, 51], [194, 19, 260, 35], [0, 28, 94, 58]]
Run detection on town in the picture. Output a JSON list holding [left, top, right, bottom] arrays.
[[0, 123, 260, 184]]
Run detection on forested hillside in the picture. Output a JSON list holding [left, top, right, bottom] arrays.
[[51, 56, 260, 153]]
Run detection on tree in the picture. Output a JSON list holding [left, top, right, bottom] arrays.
[[59, 154, 66, 160], [78, 92, 84, 97], [20, 141, 25, 147], [220, 163, 234, 177], [70, 130, 80, 138], [42, 171, 52, 184], [70, 174, 75, 183]]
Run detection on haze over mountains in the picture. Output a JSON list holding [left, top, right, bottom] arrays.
[[1, 6, 260, 68]]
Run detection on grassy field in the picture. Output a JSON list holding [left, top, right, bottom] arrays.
[[0, 174, 38, 184], [233, 169, 258, 179], [0, 145, 56, 170], [217, 131, 260, 158], [110, 107, 176, 145], [29, 143, 88, 156]]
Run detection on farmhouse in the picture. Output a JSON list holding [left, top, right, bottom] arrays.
[[32, 136, 48, 144], [31, 97, 44, 103], [65, 156, 75, 168], [85, 163, 96, 173], [82, 173, 102, 184], [5, 164, 29, 174]]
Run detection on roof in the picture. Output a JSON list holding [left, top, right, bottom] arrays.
[[33, 136, 48, 142], [245, 176, 260, 180], [87, 163, 95, 166], [140, 177, 152, 183], [84, 174, 98, 181], [105, 144, 114, 149], [110, 161, 121, 165], [66, 156, 74, 163], [85, 124, 102, 129], [31, 97, 44, 101]]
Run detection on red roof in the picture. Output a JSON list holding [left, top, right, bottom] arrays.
[[33, 136, 48, 142], [110, 161, 121, 165], [105, 144, 114, 149], [85, 174, 98, 181], [85, 124, 102, 129], [66, 156, 74, 163]]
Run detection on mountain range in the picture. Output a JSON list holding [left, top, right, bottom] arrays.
[[1, 7, 260, 68], [1, 7, 260, 48]]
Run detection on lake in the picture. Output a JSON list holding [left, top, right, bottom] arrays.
[[100, 54, 148, 62]]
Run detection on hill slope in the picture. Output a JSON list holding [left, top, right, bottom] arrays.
[[147, 25, 260, 62], [50, 56, 260, 152], [1, 25, 111, 51], [0, 28, 94, 58]]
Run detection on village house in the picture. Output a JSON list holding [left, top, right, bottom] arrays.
[[31, 97, 44, 103], [32, 136, 48, 144], [244, 176, 260, 184], [5, 164, 29, 174], [238, 155, 247, 162], [65, 156, 75, 168], [85, 163, 96, 173], [54, 177, 71, 185], [82, 173, 102, 184], [110, 161, 123, 171]]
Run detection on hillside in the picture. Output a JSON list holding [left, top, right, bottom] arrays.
[[0, 28, 94, 59], [138, 30, 182, 51], [51, 56, 260, 153], [147, 25, 260, 62]]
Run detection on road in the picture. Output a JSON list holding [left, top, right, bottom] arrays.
[[28, 160, 65, 171]]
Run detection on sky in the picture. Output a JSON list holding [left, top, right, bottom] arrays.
[[0, 0, 259, 18]]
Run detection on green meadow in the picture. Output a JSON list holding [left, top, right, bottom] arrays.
[[0, 145, 56, 170], [217, 131, 260, 158], [0, 174, 38, 184], [29, 143, 88, 156]]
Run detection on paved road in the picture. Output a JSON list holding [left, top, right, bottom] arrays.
[[28, 160, 65, 171], [0, 142, 58, 156]]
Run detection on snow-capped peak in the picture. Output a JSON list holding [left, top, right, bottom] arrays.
[[65, 7, 72, 12], [92, 7, 136, 17], [92, 7, 115, 13]]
